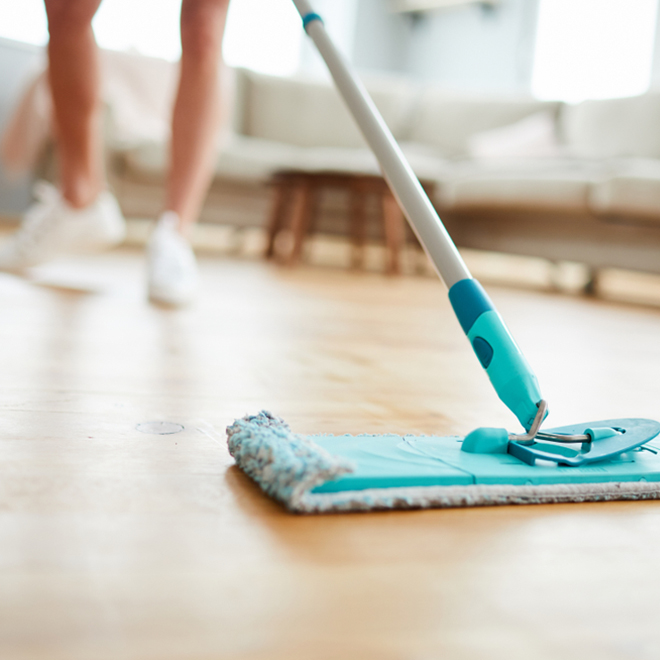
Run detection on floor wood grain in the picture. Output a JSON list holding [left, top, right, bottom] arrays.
[[2, 248, 660, 660]]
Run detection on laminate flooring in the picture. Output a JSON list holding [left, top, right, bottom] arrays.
[[2, 248, 660, 660]]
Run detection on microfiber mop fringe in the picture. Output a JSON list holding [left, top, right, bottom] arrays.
[[227, 411, 355, 511], [227, 412, 660, 514]]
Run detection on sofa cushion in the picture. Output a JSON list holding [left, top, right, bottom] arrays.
[[120, 134, 449, 183], [466, 111, 562, 160], [123, 135, 301, 182], [240, 69, 417, 149], [561, 93, 660, 159], [101, 50, 178, 148], [296, 141, 449, 180], [407, 89, 560, 157], [437, 159, 604, 211], [590, 158, 660, 220]]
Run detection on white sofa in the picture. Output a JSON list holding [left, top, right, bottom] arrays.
[[119, 66, 562, 207], [9, 51, 660, 274]]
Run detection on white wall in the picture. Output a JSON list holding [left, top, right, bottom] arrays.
[[406, 0, 539, 91], [0, 38, 43, 216], [650, 2, 660, 88], [351, 0, 540, 93], [351, 0, 414, 75]]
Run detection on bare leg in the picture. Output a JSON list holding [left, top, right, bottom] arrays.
[[165, 0, 231, 233], [44, 0, 104, 209]]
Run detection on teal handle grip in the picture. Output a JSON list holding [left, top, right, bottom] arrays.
[[467, 311, 542, 429], [449, 279, 543, 430]]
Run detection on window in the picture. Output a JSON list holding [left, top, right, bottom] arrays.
[[0, 0, 303, 76], [223, 0, 302, 76], [0, 0, 48, 47], [532, 0, 659, 102]]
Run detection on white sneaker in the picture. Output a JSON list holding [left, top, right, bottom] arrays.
[[0, 181, 126, 272], [147, 212, 199, 306]]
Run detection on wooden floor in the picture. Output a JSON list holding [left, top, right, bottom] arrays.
[[2, 248, 660, 660]]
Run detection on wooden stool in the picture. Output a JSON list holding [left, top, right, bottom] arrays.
[[265, 170, 434, 275]]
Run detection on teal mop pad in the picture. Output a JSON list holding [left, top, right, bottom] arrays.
[[227, 412, 660, 513], [226, 3, 660, 513]]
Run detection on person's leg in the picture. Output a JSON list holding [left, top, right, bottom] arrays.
[[165, 0, 231, 233], [44, 0, 105, 208], [0, 0, 125, 272]]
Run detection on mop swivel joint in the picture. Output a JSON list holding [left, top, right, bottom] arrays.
[[462, 400, 555, 456], [449, 278, 544, 430], [462, 399, 656, 468]]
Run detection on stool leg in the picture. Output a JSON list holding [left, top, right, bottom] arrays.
[[382, 190, 405, 275], [264, 179, 291, 259], [350, 181, 367, 270], [287, 179, 315, 266]]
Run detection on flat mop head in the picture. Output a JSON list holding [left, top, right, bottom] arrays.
[[228, 4, 660, 514], [227, 411, 660, 513]]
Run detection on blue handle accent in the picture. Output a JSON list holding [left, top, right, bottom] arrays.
[[448, 278, 494, 334], [468, 311, 543, 429], [472, 337, 494, 369], [302, 12, 323, 31], [449, 278, 543, 430]]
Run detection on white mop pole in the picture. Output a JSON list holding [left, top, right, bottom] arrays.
[[290, 1, 546, 432], [290, 0, 471, 288]]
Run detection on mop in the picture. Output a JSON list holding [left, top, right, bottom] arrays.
[[226, 1, 660, 513]]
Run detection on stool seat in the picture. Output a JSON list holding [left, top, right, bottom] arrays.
[[264, 170, 434, 274]]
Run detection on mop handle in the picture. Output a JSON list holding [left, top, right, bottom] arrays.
[[292, 1, 469, 288], [291, 1, 544, 430]]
